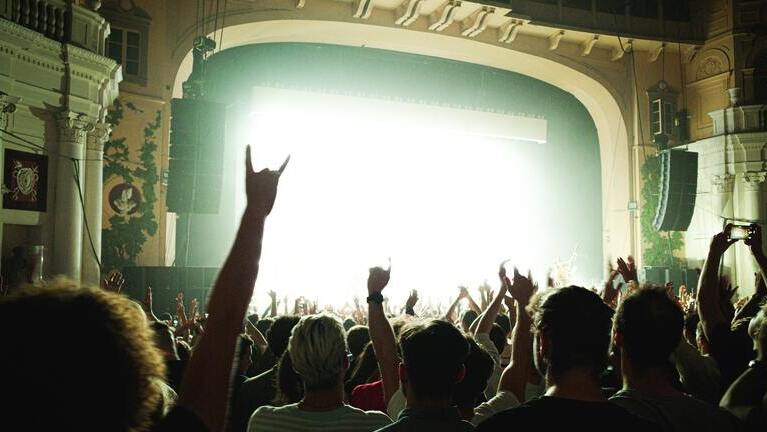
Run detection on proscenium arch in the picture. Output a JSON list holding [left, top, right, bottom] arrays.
[[172, 19, 634, 267]]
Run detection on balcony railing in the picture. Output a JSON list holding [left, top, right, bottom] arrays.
[[492, 0, 704, 43], [2, 0, 68, 42], [0, 0, 109, 54]]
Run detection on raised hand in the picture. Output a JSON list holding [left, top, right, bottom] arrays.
[[710, 225, 738, 256], [405, 289, 419, 309], [745, 223, 764, 256], [244, 145, 289, 217], [458, 286, 470, 299], [268, 290, 277, 300], [367, 261, 391, 294], [143, 286, 158, 321], [509, 269, 535, 306], [101, 270, 125, 293], [189, 298, 199, 321], [616, 256, 638, 283]]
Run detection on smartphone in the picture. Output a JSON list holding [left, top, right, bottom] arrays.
[[729, 225, 751, 241]]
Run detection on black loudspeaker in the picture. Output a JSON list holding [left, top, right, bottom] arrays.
[[122, 266, 220, 316], [167, 98, 226, 214], [653, 150, 698, 231]]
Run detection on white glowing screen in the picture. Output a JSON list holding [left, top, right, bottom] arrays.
[[240, 87, 550, 309]]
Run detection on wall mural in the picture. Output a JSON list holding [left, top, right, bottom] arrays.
[[2, 149, 48, 212], [101, 98, 160, 271]]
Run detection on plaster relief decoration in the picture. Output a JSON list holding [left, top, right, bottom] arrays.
[[696, 57, 723, 80], [108, 183, 141, 215], [2, 149, 48, 212]]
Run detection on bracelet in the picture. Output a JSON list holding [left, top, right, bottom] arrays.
[[367, 292, 384, 304]]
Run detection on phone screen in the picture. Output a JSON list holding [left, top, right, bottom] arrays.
[[730, 226, 750, 240]]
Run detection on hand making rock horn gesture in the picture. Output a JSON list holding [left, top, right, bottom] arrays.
[[245, 145, 289, 217]]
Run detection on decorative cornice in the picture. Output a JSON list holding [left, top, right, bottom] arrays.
[[742, 171, 767, 191]]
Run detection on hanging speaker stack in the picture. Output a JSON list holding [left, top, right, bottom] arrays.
[[653, 150, 698, 231], [166, 98, 226, 214]]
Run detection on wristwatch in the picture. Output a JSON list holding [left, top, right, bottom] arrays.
[[748, 359, 765, 369], [367, 292, 384, 304]]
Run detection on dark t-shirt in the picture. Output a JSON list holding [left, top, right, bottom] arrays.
[[708, 322, 755, 387], [475, 396, 660, 432]]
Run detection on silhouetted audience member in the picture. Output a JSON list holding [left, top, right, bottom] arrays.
[[610, 287, 739, 431], [248, 314, 391, 431], [476, 286, 657, 431]]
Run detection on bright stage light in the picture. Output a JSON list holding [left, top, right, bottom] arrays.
[[240, 87, 554, 309]]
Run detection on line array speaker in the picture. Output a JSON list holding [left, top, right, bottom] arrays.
[[653, 150, 698, 231]]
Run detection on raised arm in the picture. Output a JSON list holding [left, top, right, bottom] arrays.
[[475, 263, 510, 336], [245, 319, 269, 353], [175, 146, 286, 432], [367, 264, 399, 406], [498, 270, 534, 401], [268, 290, 278, 317], [697, 228, 737, 341]]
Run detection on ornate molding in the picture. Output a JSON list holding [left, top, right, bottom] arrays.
[[86, 123, 112, 153], [711, 173, 734, 193], [57, 111, 95, 145], [742, 171, 767, 191]]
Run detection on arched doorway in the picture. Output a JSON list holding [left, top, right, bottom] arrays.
[[170, 19, 634, 276]]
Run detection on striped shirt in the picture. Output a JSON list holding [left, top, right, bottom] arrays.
[[247, 403, 392, 432]]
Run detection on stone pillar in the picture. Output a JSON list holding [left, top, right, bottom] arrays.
[[738, 171, 766, 295], [712, 174, 736, 275], [81, 123, 110, 286], [53, 112, 93, 280]]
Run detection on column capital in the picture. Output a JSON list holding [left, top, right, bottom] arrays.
[[711, 173, 735, 193], [86, 123, 112, 153], [742, 171, 767, 191], [57, 111, 95, 140]]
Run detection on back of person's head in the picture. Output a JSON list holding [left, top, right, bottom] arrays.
[[256, 317, 274, 335], [275, 352, 304, 404], [453, 337, 494, 408], [288, 313, 347, 390], [614, 287, 684, 369], [530, 285, 613, 379], [151, 320, 178, 359], [0, 280, 165, 432], [345, 341, 379, 395], [489, 323, 507, 354], [399, 319, 470, 400], [460, 309, 479, 332], [266, 315, 299, 358], [346, 325, 370, 358], [343, 317, 357, 331], [495, 314, 511, 336]]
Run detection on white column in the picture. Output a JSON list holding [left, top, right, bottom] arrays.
[[53, 112, 93, 280], [712, 174, 735, 275], [81, 123, 110, 286], [738, 171, 766, 296]]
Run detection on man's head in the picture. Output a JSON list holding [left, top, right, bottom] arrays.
[[151, 320, 179, 360], [529, 286, 613, 380], [343, 318, 357, 331], [453, 337, 494, 409], [288, 314, 348, 390], [238, 334, 254, 375], [398, 320, 470, 403], [0, 280, 165, 432], [460, 310, 479, 332], [613, 287, 683, 370], [266, 315, 300, 358], [256, 317, 274, 335], [346, 325, 370, 358], [748, 303, 767, 360], [489, 323, 507, 354]]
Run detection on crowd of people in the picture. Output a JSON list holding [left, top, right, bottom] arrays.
[[0, 146, 765, 432]]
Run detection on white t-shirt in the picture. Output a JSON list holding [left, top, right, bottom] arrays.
[[475, 333, 503, 399], [248, 403, 392, 432], [387, 388, 520, 426]]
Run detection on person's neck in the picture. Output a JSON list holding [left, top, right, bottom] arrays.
[[621, 358, 680, 398], [545, 367, 605, 402], [299, 383, 345, 412], [405, 390, 454, 411]]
